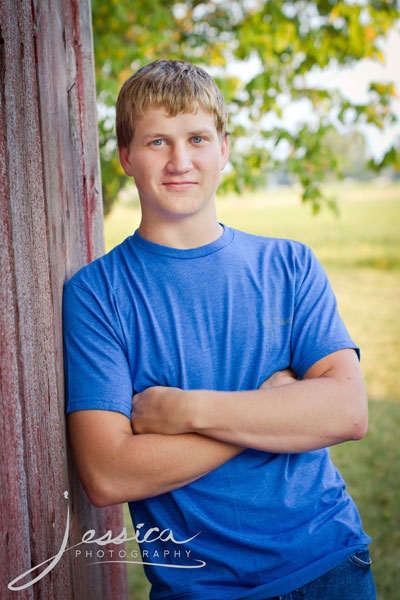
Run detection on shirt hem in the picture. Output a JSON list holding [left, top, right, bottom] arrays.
[[294, 341, 360, 378], [66, 399, 131, 420], [154, 539, 372, 600]]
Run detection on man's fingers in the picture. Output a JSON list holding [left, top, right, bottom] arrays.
[[259, 368, 297, 389]]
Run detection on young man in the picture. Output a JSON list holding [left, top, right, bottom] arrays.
[[63, 60, 376, 599]]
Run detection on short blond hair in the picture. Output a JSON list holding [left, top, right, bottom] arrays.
[[116, 59, 228, 148]]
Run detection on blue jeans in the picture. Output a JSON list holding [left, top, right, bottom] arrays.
[[264, 548, 376, 600]]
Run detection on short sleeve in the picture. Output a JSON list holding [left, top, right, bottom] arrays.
[[63, 280, 133, 419], [290, 245, 359, 377]]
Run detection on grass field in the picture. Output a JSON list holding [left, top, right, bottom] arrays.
[[103, 181, 400, 600]]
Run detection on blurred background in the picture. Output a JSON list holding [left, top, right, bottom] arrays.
[[92, 2, 400, 598]]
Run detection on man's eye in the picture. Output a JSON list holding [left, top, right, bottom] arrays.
[[192, 136, 204, 144], [151, 139, 164, 147]]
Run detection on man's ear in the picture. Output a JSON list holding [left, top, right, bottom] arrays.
[[118, 145, 134, 177], [220, 134, 230, 171]]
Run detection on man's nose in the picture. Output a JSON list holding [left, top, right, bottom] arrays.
[[166, 143, 193, 173]]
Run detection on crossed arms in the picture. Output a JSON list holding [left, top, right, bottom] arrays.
[[67, 348, 367, 507]]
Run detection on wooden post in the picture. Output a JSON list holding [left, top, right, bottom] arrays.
[[0, 1, 129, 598]]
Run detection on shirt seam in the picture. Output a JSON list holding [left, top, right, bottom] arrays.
[[130, 227, 235, 259]]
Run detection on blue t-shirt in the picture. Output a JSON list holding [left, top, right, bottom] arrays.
[[63, 224, 371, 599]]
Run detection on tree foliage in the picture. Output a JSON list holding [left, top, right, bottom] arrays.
[[92, 0, 400, 215]]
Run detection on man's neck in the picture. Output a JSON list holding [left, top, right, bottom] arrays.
[[137, 213, 223, 250]]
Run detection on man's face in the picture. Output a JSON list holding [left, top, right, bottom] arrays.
[[119, 106, 229, 222]]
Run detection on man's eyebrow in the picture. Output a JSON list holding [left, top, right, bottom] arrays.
[[143, 132, 168, 138], [188, 129, 215, 136], [143, 129, 215, 138]]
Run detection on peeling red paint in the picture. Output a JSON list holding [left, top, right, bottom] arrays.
[[83, 173, 98, 263], [30, 0, 36, 23], [70, 0, 92, 265], [32, 31, 38, 63]]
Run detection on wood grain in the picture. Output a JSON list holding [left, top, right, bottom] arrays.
[[0, 1, 129, 597]]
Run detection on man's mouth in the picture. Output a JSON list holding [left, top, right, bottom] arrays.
[[162, 181, 198, 188]]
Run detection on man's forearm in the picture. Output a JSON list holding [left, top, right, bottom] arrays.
[[188, 377, 366, 453], [112, 432, 244, 503], [190, 350, 367, 452], [132, 350, 368, 453], [68, 410, 244, 506]]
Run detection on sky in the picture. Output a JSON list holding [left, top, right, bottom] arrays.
[[306, 27, 400, 159], [227, 26, 400, 161]]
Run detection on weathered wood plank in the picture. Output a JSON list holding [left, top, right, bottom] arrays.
[[0, 0, 129, 597], [0, 13, 34, 595]]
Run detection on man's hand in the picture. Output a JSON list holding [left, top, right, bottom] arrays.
[[132, 369, 297, 436], [258, 368, 297, 390], [132, 386, 190, 435]]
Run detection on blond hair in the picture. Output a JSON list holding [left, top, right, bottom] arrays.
[[116, 59, 228, 148]]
